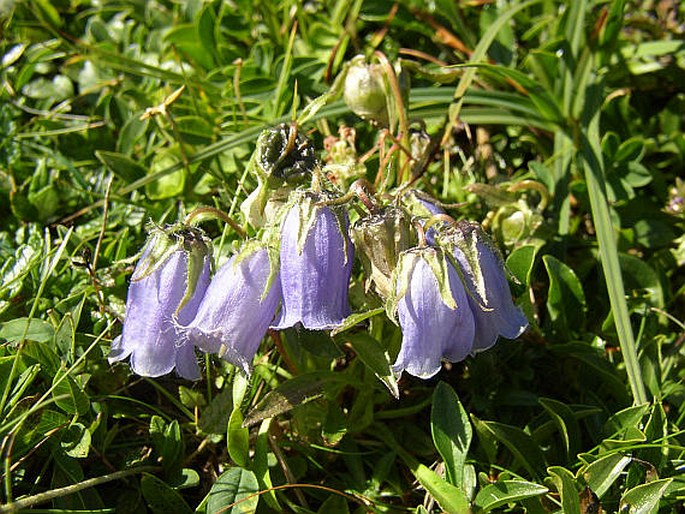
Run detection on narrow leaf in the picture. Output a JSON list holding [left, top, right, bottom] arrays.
[[431, 382, 472, 490]]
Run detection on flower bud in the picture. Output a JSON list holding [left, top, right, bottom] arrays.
[[109, 224, 211, 379], [352, 207, 415, 299], [343, 55, 388, 126], [389, 246, 475, 379], [272, 191, 354, 330]]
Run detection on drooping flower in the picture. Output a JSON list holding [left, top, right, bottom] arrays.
[[389, 247, 475, 379], [272, 191, 354, 330], [109, 225, 211, 379], [437, 221, 528, 352], [185, 242, 281, 376]]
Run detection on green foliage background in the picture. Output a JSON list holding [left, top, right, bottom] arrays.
[[0, 0, 684, 512]]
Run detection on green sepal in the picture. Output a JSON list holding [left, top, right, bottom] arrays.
[[435, 221, 504, 311], [234, 239, 279, 303], [278, 190, 351, 266], [132, 222, 212, 316], [386, 246, 458, 322]]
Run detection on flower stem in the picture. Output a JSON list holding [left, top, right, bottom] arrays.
[[184, 206, 247, 238], [0, 467, 160, 513]]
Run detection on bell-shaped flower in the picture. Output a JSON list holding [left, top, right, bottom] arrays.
[[388, 246, 475, 379], [272, 191, 354, 330], [185, 242, 281, 376], [437, 221, 528, 352], [109, 225, 211, 380]]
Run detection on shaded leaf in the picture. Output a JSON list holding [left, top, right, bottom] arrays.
[[141, 473, 193, 514], [243, 372, 344, 427], [227, 408, 250, 468], [52, 369, 89, 416], [543, 254, 586, 336]]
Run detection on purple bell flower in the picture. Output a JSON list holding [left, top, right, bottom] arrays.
[[272, 191, 354, 330], [185, 244, 281, 375], [390, 247, 475, 379], [109, 226, 211, 380], [438, 221, 528, 352]]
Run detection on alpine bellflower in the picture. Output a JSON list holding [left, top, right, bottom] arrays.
[[185, 243, 281, 376], [109, 225, 211, 380], [273, 191, 354, 330], [389, 247, 475, 379], [438, 221, 528, 352]]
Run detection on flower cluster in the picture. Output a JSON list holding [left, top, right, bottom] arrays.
[[111, 125, 527, 383]]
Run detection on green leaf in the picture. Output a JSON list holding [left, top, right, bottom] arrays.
[[169, 468, 201, 489], [506, 245, 538, 287], [580, 452, 632, 498], [0, 318, 54, 344], [253, 419, 280, 511], [316, 495, 349, 514], [539, 398, 581, 460], [413, 463, 470, 514], [199, 387, 233, 436], [619, 254, 664, 308], [548, 466, 580, 514], [146, 147, 186, 199], [603, 403, 650, 440], [338, 332, 398, 398], [164, 24, 215, 70], [60, 422, 91, 459], [150, 417, 184, 474], [472, 417, 547, 479], [542, 254, 586, 336], [469, 63, 565, 124], [141, 473, 193, 514], [243, 372, 343, 427], [52, 369, 89, 416], [205, 467, 259, 514], [618, 478, 672, 514], [117, 117, 149, 155], [431, 382, 471, 490], [330, 308, 385, 337], [96, 150, 147, 182], [474, 480, 548, 512], [227, 408, 250, 468]]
